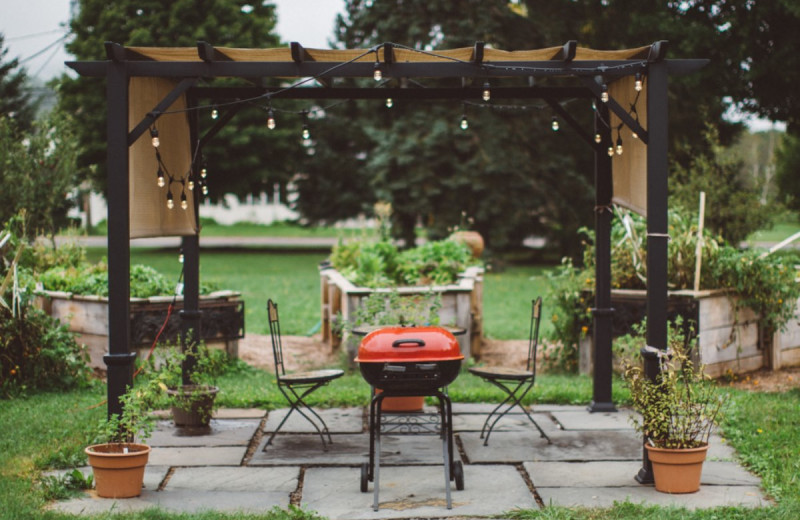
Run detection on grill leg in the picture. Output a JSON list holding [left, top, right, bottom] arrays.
[[438, 393, 452, 509], [373, 395, 383, 511]]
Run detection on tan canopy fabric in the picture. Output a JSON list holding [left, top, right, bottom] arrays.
[[129, 77, 197, 238], [126, 44, 651, 69], [610, 74, 648, 216]]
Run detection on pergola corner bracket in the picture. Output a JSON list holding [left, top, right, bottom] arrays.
[[104, 42, 126, 62], [473, 41, 485, 64], [559, 40, 577, 62], [290, 42, 305, 63], [648, 41, 669, 63]]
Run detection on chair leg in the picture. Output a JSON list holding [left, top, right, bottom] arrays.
[[267, 382, 332, 450], [479, 391, 516, 441], [482, 379, 551, 445]]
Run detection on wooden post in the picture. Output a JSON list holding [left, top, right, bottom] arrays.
[[693, 191, 705, 292]]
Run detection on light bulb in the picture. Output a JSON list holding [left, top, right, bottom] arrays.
[[267, 109, 276, 130], [460, 115, 469, 130], [178, 253, 184, 264], [149, 127, 159, 148], [302, 124, 310, 140], [166, 191, 174, 209], [634, 72, 643, 92], [594, 133, 602, 144], [616, 137, 624, 155], [601, 84, 609, 103], [180, 192, 188, 210], [632, 131, 639, 140], [187, 180, 194, 191], [551, 117, 559, 132], [373, 63, 382, 82], [482, 82, 491, 102], [201, 167, 207, 179], [607, 146, 614, 157], [157, 168, 165, 187], [385, 98, 393, 108], [211, 107, 219, 120], [202, 185, 208, 195]]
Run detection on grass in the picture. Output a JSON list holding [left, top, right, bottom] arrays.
[[90, 219, 369, 240], [747, 217, 800, 244]]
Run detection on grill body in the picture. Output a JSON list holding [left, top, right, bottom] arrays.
[[356, 327, 464, 392]]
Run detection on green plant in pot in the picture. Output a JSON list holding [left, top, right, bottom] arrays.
[[622, 318, 726, 494], [85, 375, 166, 498], [159, 340, 226, 432]]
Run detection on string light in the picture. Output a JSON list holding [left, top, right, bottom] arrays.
[[166, 190, 174, 209], [600, 84, 609, 103], [594, 133, 602, 144], [616, 135, 624, 155], [373, 52, 382, 81], [178, 252, 184, 263], [551, 116, 559, 132], [482, 81, 491, 102], [211, 106, 219, 120], [632, 131, 639, 140], [187, 180, 194, 191], [385, 98, 393, 108], [149, 127, 159, 148], [201, 167, 208, 179], [460, 114, 469, 130], [156, 167, 165, 187], [180, 191, 188, 210], [202, 185, 209, 195], [607, 146, 614, 157], [301, 123, 310, 140], [634, 72, 643, 92], [267, 108, 276, 130]]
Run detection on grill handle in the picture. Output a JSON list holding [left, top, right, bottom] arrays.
[[391, 338, 426, 348]]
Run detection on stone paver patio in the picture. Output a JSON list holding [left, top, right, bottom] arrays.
[[50, 404, 769, 518]]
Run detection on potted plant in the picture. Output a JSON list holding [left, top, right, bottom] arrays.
[[622, 318, 727, 493], [84, 375, 166, 498], [159, 341, 226, 431]]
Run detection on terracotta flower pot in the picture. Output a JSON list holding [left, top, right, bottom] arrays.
[[85, 443, 151, 498], [375, 388, 425, 412], [645, 443, 709, 494], [167, 385, 219, 428]]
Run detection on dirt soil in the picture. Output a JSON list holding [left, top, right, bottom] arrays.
[[240, 334, 800, 393]]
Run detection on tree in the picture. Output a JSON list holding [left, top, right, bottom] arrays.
[[0, 34, 37, 131], [58, 0, 288, 198], [0, 112, 80, 242], [775, 133, 800, 214]]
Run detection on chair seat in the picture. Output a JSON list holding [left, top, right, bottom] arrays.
[[279, 368, 344, 385], [468, 366, 533, 381]]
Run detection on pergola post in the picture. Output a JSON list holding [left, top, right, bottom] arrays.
[[180, 235, 202, 382], [104, 58, 136, 419], [636, 60, 670, 485], [589, 104, 616, 413]]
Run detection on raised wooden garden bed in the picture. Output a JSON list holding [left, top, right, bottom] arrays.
[[580, 289, 800, 377], [319, 266, 484, 360], [37, 290, 244, 369]]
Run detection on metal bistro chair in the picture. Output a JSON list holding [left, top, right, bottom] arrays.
[[266, 299, 344, 450], [468, 296, 552, 446]]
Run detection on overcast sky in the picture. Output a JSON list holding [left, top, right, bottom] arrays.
[[1, 0, 345, 80]]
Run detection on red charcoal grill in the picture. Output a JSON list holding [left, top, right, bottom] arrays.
[[356, 326, 465, 511]]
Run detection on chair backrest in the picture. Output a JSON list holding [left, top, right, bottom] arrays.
[[526, 296, 543, 373], [267, 299, 285, 377]]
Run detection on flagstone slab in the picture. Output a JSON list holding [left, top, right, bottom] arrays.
[[525, 460, 760, 488], [551, 409, 637, 430], [214, 408, 266, 419], [301, 464, 536, 519], [165, 466, 298, 492], [264, 407, 365, 434], [460, 429, 641, 463], [149, 446, 248, 466], [148, 419, 261, 447], [452, 412, 558, 433], [251, 433, 462, 466], [537, 485, 768, 509]]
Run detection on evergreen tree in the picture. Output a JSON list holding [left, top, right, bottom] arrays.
[[58, 0, 287, 198], [0, 34, 37, 131]]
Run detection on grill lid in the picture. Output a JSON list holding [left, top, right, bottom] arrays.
[[356, 326, 464, 363]]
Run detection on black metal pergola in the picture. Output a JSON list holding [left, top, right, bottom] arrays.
[[67, 40, 706, 483]]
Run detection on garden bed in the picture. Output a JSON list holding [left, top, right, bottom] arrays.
[[37, 290, 244, 369], [580, 289, 800, 378], [320, 265, 484, 360]]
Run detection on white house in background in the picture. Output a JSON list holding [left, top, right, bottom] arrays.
[[71, 187, 299, 228]]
